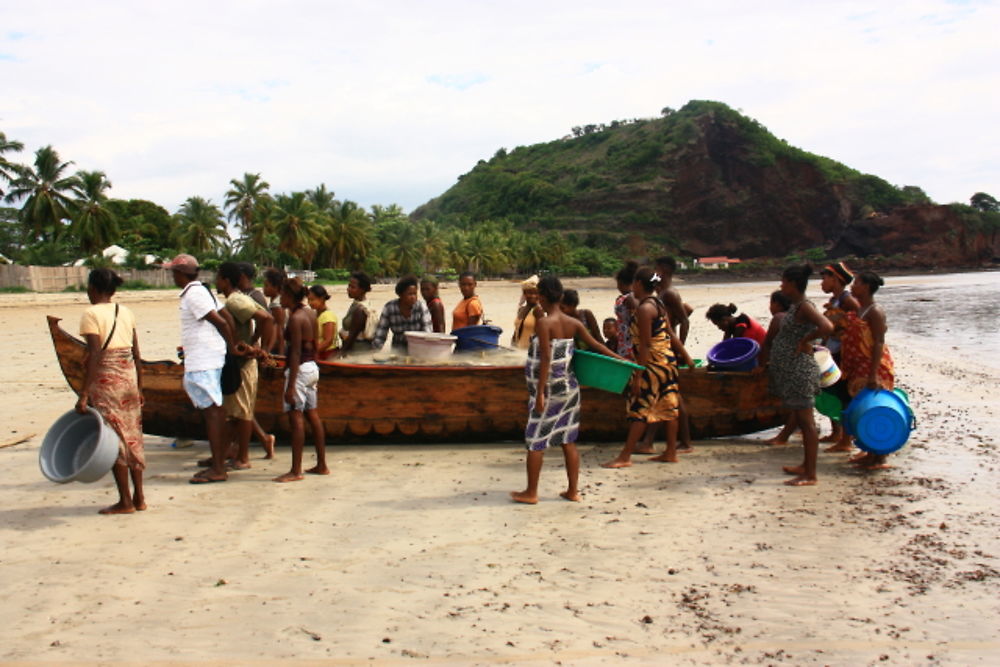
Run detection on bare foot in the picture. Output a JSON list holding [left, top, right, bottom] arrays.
[[196, 456, 213, 468], [784, 476, 817, 486], [262, 434, 276, 459], [99, 502, 135, 515], [559, 490, 581, 502], [676, 444, 694, 453], [824, 442, 853, 453], [601, 458, 633, 469], [648, 453, 678, 463], [632, 446, 656, 455], [273, 472, 304, 483], [782, 465, 805, 475], [510, 490, 538, 504], [818, 433, 839, 443], [765, 437, 789, 446], [229, 460, 252, 470], [133, 496, 147, 511], [848, 451, 871, 464], [305, 465, 330, 475]]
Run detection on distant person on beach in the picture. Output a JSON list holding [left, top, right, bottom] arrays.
[[451, 272, 484, 330], [602, 317, 618, 351], [236, 262, 277, 457], [372, 275, 432, 351], [262, 268, 287, 354], [214, 262, 273, 470], [512, 275, 623, 504], [76, 268, 146, 514], [420, 276, 446, 333], [339, 271, 378, 355], [817, 262, 860, 451], [308, 285, 339, 361], [559, 289, 603, 349], [636, 256, 694, 455], [162, 254, 241, 484], [603, 267, 695, 469], [613, 261, 638, 360], [512, 275, 544, 349], [841, 271, 896, 469], [705, 303, 768, 345], [768, 265, 833, 486], [274, 277, 329, 482]]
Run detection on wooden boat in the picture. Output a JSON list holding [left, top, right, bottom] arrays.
[[48, 316, 784, 443]]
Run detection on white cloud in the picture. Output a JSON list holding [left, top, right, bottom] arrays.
[[1, 0, 997, 215]]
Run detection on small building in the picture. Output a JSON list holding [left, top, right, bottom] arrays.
[[695, 256, 742, 270]]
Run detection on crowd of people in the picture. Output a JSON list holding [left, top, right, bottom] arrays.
[[72, 254, 896, 513]]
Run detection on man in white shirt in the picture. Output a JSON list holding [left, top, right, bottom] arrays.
[[161, 253, 239, 484]]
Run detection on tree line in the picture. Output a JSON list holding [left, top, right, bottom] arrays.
[[0, 130, 626, 278]]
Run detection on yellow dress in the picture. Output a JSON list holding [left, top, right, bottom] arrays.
[[626, 297, 679, 423]]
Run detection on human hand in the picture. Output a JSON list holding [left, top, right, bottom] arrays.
[[797, 340, 813, 355], [75, 394, 89, 414], [533, 394, 545, 415], [284, 388, 297, 409]]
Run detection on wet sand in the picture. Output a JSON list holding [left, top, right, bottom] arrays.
[[1, 275, 998, 665]]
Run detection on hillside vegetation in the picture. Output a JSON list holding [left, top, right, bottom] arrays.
[[413, 100, 941, 259]]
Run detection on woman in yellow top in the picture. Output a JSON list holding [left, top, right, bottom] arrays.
[[512, 275, 543, 349], [76, 269, 146, 515], [308, 285, 339, 361], [452, 271, 484, 330]]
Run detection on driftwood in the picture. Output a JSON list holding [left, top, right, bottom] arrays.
[[0, 433, 35, 449]]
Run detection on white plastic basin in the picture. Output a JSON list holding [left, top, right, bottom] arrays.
[[406, 332, 457, 362], [39, 408, 119, 483]]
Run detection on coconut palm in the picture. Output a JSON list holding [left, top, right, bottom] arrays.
[[305, 183, 336, 215], [270, 192, 323, 266], [0, 131, 25, 198], [174, 196, 228, 256], [73, 170, 119, 254], [324, 199, 373, 268], [224, 172, 271, 236], [415, 219, 447, 273], [379, 219, 423, 275], [5, 145, 81, 242]]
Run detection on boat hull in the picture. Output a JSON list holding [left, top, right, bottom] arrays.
[[48, 316, 784, 443]]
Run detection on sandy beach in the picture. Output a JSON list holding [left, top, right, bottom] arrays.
[[1, 274, 998, 665]]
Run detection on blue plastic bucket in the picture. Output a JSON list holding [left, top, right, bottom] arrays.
[[707, 338, 760, 372], [841, 388, 915, 455], [452, 325, 503, 352]]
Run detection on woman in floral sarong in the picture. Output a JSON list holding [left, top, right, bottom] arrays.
[[841, 271, 896, 468], [75, 269, 145, 514]]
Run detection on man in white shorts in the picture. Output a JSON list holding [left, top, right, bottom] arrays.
[[161, 253, 239, 484]]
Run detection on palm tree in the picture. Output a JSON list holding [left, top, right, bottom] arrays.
[[175, 196, 228, 256], [323, 200, 373, 268], [305, 183, 336, 215], [415, 219, 446, 273], [380, 219, 423, 275], [73, 170, 119, 254], [5, 145, 81, 242], [0, 131, 25, 198], [224, 172, 271, 236], [270, 192, 323, 266]]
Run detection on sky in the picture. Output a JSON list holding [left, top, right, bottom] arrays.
[[1, 0, 998, 216]]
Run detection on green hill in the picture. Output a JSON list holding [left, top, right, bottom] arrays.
[[412, 100, 933, 258]]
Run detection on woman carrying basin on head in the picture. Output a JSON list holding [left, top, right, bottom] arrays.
[[75, 268, 146, 515]]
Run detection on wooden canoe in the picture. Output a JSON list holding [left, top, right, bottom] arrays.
[[48, 316, 784, 443]]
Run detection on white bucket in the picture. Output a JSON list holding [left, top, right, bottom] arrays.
[[39, 408, 119, 483], [406, 332, 457, 362], [813, 345, 842, 388]]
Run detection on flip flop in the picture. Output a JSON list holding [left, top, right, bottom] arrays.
[[189, 472, 226, 484]]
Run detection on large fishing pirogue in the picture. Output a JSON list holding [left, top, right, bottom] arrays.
[[48, 316, 783, 443]]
